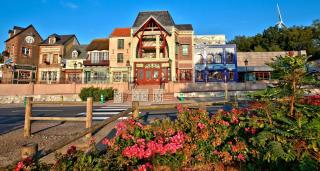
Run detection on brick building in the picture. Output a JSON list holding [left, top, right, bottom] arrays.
[[2, 25, 43, 83]]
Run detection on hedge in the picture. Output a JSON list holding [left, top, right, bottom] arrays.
[[79, 87, 114, 102]]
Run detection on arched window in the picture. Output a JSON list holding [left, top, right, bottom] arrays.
[[214, 53, 222, 63], [72, 50, 78, 59]]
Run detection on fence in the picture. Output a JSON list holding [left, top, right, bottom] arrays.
[[24, 97, 93, 138]]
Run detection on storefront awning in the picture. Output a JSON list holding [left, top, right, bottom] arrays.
[[238, 66, 273, 72]]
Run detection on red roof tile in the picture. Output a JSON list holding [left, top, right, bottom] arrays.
[[110, 28, 131, 37]]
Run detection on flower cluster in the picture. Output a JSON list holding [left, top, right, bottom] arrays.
[[15, 157, 33, 171], [303, 95, 320, 106], [122, 131, 185, 159]]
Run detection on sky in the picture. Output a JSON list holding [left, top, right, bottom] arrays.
[[0, 0, 319, 51]]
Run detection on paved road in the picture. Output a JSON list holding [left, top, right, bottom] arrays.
[[0, 106, 86, 135], [0, 104, 225, 135]]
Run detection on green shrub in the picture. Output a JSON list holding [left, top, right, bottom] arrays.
[[79, 87, 115, 102]]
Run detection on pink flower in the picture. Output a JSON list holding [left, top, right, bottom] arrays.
[[213, 150, 220, 155], [136, 122, 143, 128], [116, 121, 127, 136], [237, 153, 245, 161], [228, 141, 233, 145], [231, 145, 238, 152], [251, 128, 256, 135], [231, 115, 239, 124], [15, 161, 24, 171], [244, 127, 250, 132], [197, 122, 206, 129], [102, 138, 111, 146], [137, 138, 146, 146], [177, 104, 183, 113], [137, 162, 153, 171]]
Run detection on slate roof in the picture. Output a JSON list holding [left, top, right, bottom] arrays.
[[86, 38, 109, 51], [176, 24, 193, 31], [133, 11, 175, 27], [40, 34, 76, 45], [110, 28, 131, 37], [5, 25, 42, 42], [64, 45, 88, 59]]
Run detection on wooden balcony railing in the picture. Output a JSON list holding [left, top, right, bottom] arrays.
[[83, 60, 109, 66]]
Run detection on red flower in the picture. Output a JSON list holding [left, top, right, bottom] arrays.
[[15, 161, 24, 171], [197, 122, 206, 129], [237, 153, 245, 161], [67, 145, 77, 155]]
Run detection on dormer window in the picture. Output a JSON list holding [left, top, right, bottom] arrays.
[[49, 37, 56, 44], [72, 50, 78, 59]]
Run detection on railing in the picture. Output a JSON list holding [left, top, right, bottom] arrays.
[[83, 60, 109, 66], [24, 97, 93, 138]]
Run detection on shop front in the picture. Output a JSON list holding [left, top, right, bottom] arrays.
[[134, 62, 170, 85]]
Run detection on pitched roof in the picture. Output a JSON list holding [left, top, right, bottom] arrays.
[[64, 45, 88, 59], [110, 28, 131, 37], [176, 24, 193, 31], [86, 38, 109, 51], [133, 11, 175, 27], [5, 25, 42, 42], [40, 34, 76, 45]]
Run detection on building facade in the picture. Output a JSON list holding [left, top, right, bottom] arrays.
[[109, 28, 131, 83], [237, 50, 307, 82], [194, 44, 238, 82], [38, 34, 79, 84], [2, 25, 43, 84], [83, 39, 109, 84], [130, 11, 194, 85], [63, 45, 87, 83]]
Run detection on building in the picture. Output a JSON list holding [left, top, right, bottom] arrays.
[[237, 50, 307, 82], [63, 45, 87, 83], [83, 39, 109, 84], [2, 25, 43, 84], [130, 11, 194, 85], [38, 34, 79, 84], [194, 35, 226, 45], [194, 44, 238, 82], [109, 28, 131, 83]]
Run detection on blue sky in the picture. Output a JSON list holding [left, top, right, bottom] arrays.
[[0, 0, 319, 51]]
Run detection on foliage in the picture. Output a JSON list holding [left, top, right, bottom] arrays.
[[79, 86, 114, 102], [229, 20, 320, 60], [52, 146, 105, 171]]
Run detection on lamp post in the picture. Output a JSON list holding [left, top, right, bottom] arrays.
[[126, 60, 131, 90], [244, 59, 248, 92], [73, 62, 77, 83]]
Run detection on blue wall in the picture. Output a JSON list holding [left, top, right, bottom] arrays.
[[194, 44, 238, 82]]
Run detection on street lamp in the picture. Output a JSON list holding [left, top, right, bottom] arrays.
[[126, 60, 131, 90], [244, 59, 248, 91], [73, 62, 77, 83]]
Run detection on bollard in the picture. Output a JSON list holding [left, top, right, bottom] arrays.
[[21, 143, 38, 159], [86, 97, 93, 139], [24, 97, 33, 138], [23, 96, 26, 107], [132, 101, 140, 118], [100, 94, 105, 104]]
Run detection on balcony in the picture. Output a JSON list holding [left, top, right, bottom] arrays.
[[83, 60, 109, 66]]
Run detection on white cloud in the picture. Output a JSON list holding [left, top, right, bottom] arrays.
[[61, 1, 79, 9]]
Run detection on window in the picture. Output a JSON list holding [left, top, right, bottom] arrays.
[[113, 72, 122, 82], [72, 50, 78, 59], [22, 47, 30, 56], [49, 37, 56, 44], [182, 45, 189, 56], [179, 70, 192, 81], [92, 52, 99, 64], [214, 54, 222, 63], [41, 71, 47, 81], [226, 48, 235, 64], [42, 54, 48, 64], [53, 54, 59, 64], [255, 72, 271, 81], [207, 54, 214, 64], [117, 39, 124, 49], [117, 53, 124, 63], [122, 73, 128, 82]]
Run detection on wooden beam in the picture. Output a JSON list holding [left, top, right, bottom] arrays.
[[30, 117, 86, 122]]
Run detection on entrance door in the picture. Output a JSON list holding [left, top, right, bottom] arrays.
[[136, 68, 161, 85]]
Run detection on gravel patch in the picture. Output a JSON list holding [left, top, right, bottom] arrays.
[[0, 121, 85, 167]]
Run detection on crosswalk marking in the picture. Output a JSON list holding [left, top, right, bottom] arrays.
[[77, 105, 129, 120]]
